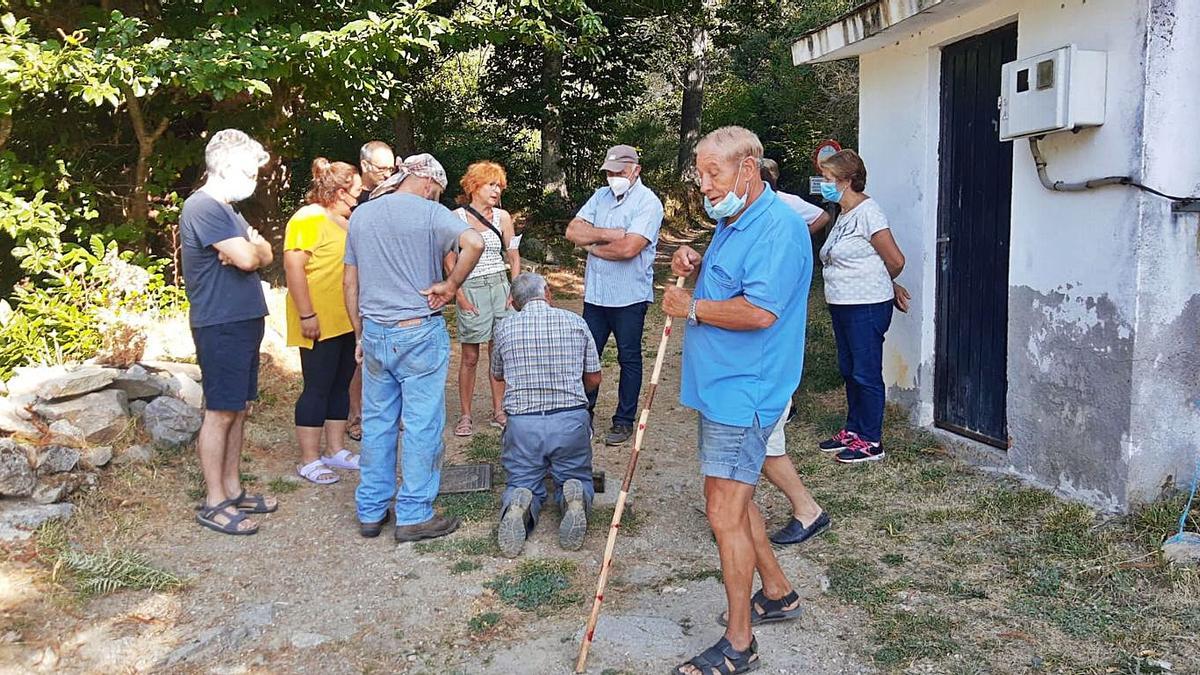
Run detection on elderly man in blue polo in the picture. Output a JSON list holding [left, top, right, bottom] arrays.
[[662, 126, 809, 675], [565, 144, 664, 446]]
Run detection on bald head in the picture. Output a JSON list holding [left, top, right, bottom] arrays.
[[359, 140, 395, 191]]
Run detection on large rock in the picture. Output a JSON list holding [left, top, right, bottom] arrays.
[[109, 365, 170, 400], [0, 501, 73, 541], [81, 446, 113, 469], [0, 439, 35, 497], [34, 366, 119, 401], [36, 446, 80, 475], [112, 444, 154, 466], [170, 373, 204, 409], [34, 390, 129, 443], [142, 360, 202, 382], [142, 396, 202, 449], [0, 396, 38, 436], [31, 474, 80, 504], [47, 420, 86, 446]]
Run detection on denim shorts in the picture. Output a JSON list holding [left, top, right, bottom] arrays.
[[697, 413, 775, 485], [191, 317, 265, 411]]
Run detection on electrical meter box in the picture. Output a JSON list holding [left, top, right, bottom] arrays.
[[998, 45, 1106, 141]]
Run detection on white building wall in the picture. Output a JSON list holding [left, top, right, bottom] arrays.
[[857, 0, 1195, 510]]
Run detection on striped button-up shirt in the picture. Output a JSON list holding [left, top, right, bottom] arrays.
[[577, 179, 664, 307], [491, 299, 602, 415]]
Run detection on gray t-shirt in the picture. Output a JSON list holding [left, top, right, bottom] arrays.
[[345, 192, 468, 323], [819, 198, 894, 305]]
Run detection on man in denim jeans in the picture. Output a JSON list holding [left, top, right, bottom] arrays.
[[344, 153, 485, 541], [663, 127, 810, 675]]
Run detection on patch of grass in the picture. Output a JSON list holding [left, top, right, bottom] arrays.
[[414, 535, 499, 557], [35, 522, 184, 598], [436, 491, 500, 523], [601, 344, 618, 367], [590, 504, 644, 536], [917, 463, 952, 483], [876, 512, 907, 537], [945, 579, 988, 600], [974, 485, 1055, 522], [826, 557, 893, 611], [465, 433, 502, 464], [871, 611, 959, 666], [267, 477, 301, 494], [486, 558, 580, 612], [238, 471, 260, 486], [880, 553, 905, 567], [468, 611, 502, 635], [1132, 493, 1195, 549], [1037, 502, 1102, 558], [451, 560, 482, 575]]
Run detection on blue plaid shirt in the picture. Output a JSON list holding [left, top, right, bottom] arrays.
[[491, 300, 602, 414], [577, 179, 664, 307]]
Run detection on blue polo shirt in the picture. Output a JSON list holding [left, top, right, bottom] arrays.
[[577, 179, 664, 307], [680, 185, 812, 428]]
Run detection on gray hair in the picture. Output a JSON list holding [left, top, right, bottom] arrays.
[[696, 126, 764, 166], [360, 140, 392, 163], [205, 129, 268, 174], [510, 273, 548, 310]]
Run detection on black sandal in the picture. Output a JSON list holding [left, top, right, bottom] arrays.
[[196, 500, 258, 536], [232, 490, 278, 514], [672, 636, 759, 674], [718, 589, 802, 626]]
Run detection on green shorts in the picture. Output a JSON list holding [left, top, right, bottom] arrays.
[[457, 272, 512, 344]]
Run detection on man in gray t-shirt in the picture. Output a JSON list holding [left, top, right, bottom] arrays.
[[343, 153, 485, 542]]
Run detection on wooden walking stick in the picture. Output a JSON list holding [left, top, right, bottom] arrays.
[[576, 275, 686, 673]]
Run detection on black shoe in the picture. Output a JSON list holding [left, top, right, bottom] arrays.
[[835, 439, 886, 464], [818, 429, 857, 453], [359, 509, 392, 538], [604, 424, 633, 446], [770, 511, 830, 546]]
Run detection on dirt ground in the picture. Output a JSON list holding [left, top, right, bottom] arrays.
[[2, 234, 1198, 674]]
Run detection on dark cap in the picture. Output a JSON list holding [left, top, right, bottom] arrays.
[[601, 145, 639, 172]]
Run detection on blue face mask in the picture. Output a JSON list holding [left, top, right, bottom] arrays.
[[819, 180, 843, 203], [703, 161, 749, 220]]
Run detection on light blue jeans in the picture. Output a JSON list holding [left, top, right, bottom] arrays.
[[355, 316, 450, 526]]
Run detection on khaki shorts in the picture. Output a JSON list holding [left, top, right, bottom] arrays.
[[765, 401, 792, 457], [457, 272, 512, 344]]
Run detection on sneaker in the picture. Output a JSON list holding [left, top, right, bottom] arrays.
[[498, 488, 533, 557], [559, 479, 588, 551], [394, 513, 461, 542], [770, 511, 831, 546], [604, 424, 634, 446], [835, 438, 885, 464], [818, 429, 857, 453]]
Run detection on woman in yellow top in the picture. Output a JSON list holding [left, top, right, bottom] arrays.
[[284, 158, 362, 484]]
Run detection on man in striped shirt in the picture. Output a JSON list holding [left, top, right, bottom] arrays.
[[565, 144, 665, 446], [491, 273, 602, 557]]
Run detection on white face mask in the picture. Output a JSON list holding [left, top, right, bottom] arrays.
[[608, 176, 632, 196]]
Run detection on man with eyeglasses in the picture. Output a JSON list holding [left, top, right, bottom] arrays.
[[358, 140, 396, 206]]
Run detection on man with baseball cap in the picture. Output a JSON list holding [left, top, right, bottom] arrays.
[[566, 144, 664, 446], [344, 152, 486, 542]]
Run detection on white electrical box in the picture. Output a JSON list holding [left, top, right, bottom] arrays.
[[999, 45, 1106, 141]]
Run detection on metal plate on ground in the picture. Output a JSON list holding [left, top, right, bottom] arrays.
[[439, 463, 493, 494]]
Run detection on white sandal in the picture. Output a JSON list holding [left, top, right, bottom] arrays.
[[323, 449, 361, 471], [298, 459, 339, 484]]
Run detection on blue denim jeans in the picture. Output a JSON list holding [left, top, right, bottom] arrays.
[[355, 316, 450, 526], [500, 407, 594, 526], [829, 300, 893, 443], [583, 301, 648, 427]]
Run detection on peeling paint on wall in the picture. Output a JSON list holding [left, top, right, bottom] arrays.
[[1007, 286, 1133, 506]]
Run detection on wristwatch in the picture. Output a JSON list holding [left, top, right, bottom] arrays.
[[687, 299, 699, 326]]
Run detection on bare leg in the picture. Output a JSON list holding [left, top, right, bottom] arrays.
[[221, 410, 248, 500], [458, 343, 481, 420], [487, 341, 505, 422], [348, 365, 362, 426], [324, 419, 348, 454], [296, 426, 323, 465], [747, 500, 795, 600], [762, 456, 823, 526], [197, 409, 237, 508], [705, 476, 758, 651]]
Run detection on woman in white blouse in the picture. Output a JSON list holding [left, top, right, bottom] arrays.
[[814, 149, 909, 464]]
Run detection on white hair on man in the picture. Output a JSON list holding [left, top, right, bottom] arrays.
[[696, 125, 764, 165], [205, 129, 269, 174], [510, 272, 549, 310], [360, 139, 392, 163]]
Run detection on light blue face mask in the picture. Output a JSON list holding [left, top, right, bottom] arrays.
[[819, 180, 844, 203], [703, 161, 749, 220]]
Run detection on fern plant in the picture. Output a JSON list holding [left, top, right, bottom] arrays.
[[59, 549, 184, 597]]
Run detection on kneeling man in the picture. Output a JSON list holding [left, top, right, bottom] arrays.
[[491, 273, 601, 557]]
